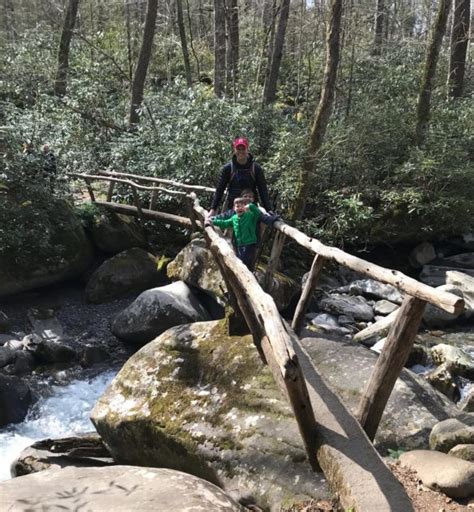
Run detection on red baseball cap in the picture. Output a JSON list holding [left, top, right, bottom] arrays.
[[232, 137, 249, 150]]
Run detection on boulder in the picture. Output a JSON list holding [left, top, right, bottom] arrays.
[[80, 344, 110, 367], [319, 293, 374, 322], [420, 265, 474, 287], [27, 308, 63, 342], [0, 346, 16, 368], [374, 300, 399, 316], [32, 339, 77, 364], [347, 279, 403, 304], [430, 417, 474, 452], [449, 444, 474, 462], [255, 267, 300, 312], [446, 271, 474, 314], [11, 434, 114, 477], [0, 200, 93, 299], [167, 237, 226, 305], [0, 373, 33, 426], [86, 248, 166, 304], [423, 285, 463, 327], [409, 242, 436, 268], [0, 333, 17, 346], [430, 343, 474, 379], [111, 281, 211, 345], [0, 466, 244, 511], [399, 450, 474, 499], [89, 211, 147, 254], [92, 320, 330, 510], [425, 363, 459, 401], [300, 336, 461, 451], [459, 387, 474, 412], [442, 253, 474, 269]]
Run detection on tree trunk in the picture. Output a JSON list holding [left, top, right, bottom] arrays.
[[415, 0, 452, 146], [290, 0, 343, 220], [214, 0, 226, 96], [125, 0, 134, 83], [185, 0, 201, 78], [176, 0, 193, 86], [129, 0, 158, 126], [262, 0, 291, 105], [225, 0, 239, 96], [3, 0, 17, 42], [373, 0, 386, 54], [54, 0, 81, 97], [447, 0, 470, 98]]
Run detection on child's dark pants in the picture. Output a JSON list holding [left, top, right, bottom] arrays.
[[237, 244, 257, 271]]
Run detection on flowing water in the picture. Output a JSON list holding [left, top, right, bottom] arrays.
[[0, 371, 116, 481]]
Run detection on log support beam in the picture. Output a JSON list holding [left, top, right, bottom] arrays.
[[356, 295, 427, 440], [292, 255, 325, 335]]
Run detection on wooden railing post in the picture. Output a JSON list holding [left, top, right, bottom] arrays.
[[184, 195, 198, 231], [106, 181, 115, 201], [149, 190, 158, 210], [84, 178, 96, 202], [292, 255, 325, 336], [131, 186, 145, 225], [355, 295, 427, 440], [263, 231, 286, 292]]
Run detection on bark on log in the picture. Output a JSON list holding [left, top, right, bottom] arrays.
[[353, 309, 399, 346], [272, 220, 463, 315], [292, 255, 325, 335], [356, 296, 427, 440]]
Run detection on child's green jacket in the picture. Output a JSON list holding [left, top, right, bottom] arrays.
[[212, 203, 261, 246]]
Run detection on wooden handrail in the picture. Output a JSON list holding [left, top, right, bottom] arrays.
[[69, 173, 187, 196], [99, 170, 216, 193], [272, 220, 463, 315]]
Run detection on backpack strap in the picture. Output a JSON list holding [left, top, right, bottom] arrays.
[[230, 161, 256, 184]]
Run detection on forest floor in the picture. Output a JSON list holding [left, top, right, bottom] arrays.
[[286, 460, 473, 512]]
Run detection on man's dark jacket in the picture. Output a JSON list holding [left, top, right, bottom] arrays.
[[210, 154, 272, 211]]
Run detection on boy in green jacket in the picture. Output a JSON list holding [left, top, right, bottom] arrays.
[[210, 197, 263, 270]]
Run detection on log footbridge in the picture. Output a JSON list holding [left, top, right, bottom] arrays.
[[72, 171, 464, 511]]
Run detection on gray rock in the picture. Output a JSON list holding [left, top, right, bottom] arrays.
[[348, 279, 403, 304], [430, 417, 474, 452], [4, 339, 25, 351], [430, 343, 474, 379], [449, 444, 474, 462], [446, 271, 474, 315], [80, 344, 110, 367], [319, 293, 374, 321], [420, 265, 474, 287], [90, 211, 147, 254], [11, 433, 114, 477], [374, 300, 399, 316], [0, 346, 16, 368], [86, 248, 166, 304], [0, 374, 32, 426], [423, 285, 463, 327], [111, 281, 211, 345], [33, 339, 77, 364], [425, 363, 459, 401], [310, 313, 340, 328], [442, 253, 474, 269], [399, 450, 474, 499], [409, 242, 436, 268], [301, 336, 461, 451], [255, 267, 300, 312], [0, 465, 244, 511], [167, 237, 227, 305], [92, 320, 330, 510], [0, 334, 17, 346], [27, 308, 64, 342], [459, 387, 474, 412], [8, 351, 35, 375]]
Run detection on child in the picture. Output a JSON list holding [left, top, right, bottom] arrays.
[[212, 188, 278, 226], [210, 197, 266, 270]]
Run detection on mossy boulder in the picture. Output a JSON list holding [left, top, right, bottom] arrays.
[[168, 237, 300, 311], [85, 248, 167, 304], [167, 237, 226, 305], [89, 211, 147, 254], [91, 320, 330, 510], [0, 199, 93, 299]]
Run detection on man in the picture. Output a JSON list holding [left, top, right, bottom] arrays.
[[207, 137, 273, 220]]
